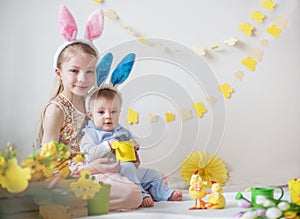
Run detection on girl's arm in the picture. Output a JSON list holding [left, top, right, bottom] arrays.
[[41, 104, 64, 145], [72, 158, 120, 175]]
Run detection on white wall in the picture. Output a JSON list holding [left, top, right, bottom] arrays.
[[1, 0, 299, 190]]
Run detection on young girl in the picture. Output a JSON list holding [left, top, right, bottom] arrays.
[[39, 5, 142, 211]]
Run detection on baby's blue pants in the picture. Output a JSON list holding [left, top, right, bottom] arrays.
[[119, 162, 174, 201]]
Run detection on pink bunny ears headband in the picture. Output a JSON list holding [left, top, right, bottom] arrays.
[[53, 5, 104, 68]]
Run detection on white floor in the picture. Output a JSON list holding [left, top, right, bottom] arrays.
[[78, 188, 291, 219]]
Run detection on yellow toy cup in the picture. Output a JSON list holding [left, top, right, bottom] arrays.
[[111, 141, 136, 162], [289, 178, 300, 205]]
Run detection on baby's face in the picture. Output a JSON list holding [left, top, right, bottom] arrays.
[[89, 97, 121, 131]]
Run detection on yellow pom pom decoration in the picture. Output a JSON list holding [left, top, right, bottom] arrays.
[[180, 151, 228, 188]]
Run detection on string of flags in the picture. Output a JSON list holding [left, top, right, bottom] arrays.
[[93, 0, 288, 125]]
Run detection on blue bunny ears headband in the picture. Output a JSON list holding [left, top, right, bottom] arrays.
[[85, 52, 136, 112]]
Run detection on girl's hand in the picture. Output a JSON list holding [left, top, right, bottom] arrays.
[[90, 158, 120, 174], [133, 151, 141, 168], [132, 140, 140, 151]]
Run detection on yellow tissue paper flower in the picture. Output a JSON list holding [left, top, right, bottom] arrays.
[[250, 10, 265, 23], [249, 48, 264, 62], [120, 23, 127, 29], [166, 112, 175, 123], [218, 83, 234, 99], [260, 39, 269, 47], [104, 9, 119, 20], [234, 71, 245, 81], [260, 0, 276, 11], [266, 24, 282, 38], [149, 113, 159, 123], [70, 170, 101, 200], [192, 46, 206, 56], [211, 45, 219, 51], [127, 108, 139, 125], [223, 37, 238, 46], [207, 96, 217, 106], [0, 158, 31, 193], [138, 35, 150, 45], [180, 151, 228, 187], [241, 56, 257, 71], [274, 16, 288, 29], [192, 102, 207, 118], [180, 108, 193, 122], [238, 22, 254, 36]]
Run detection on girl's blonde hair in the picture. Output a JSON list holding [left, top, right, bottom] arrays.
[[37, 42, 97, 146]]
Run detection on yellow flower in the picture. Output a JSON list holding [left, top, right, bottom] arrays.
[[72, 153, 85, 163], [284, 211, 297, 219], [63, 151, 71, 160], [0, 158, 31, 193], [5, 146, 18, 157], [56, 160, 70, 178], [0, 154, 5, 167], [22, 155, 50, 182], [41, 141, 56, 155]]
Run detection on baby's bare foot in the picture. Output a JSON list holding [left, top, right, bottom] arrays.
[[142, 196, 154, 207], [168, 190, 182, 201]]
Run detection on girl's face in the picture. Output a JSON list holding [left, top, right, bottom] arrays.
[[56, 52, 96, 97], [89, 97, 121, 131]]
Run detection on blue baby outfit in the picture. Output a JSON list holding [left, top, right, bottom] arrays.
[[80, 120, 174, 201], [82, 120, 132, 144]]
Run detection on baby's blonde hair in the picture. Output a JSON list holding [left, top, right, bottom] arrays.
[[88, 88, 122, 114]]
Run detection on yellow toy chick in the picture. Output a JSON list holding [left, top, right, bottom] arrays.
[[208, 180, 226, 209], [70, 170, 101, 200], [188, 170, 208, 210]]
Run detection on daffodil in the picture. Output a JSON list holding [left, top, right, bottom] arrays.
[[1, 141, 85, 193], [22, 156, 46, 181], [72, 153, 85, 163]]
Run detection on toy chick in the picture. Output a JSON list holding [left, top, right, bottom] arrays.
[[207, 180, 226, 209], [70, 170, 101, 200], [188, 170, 208, 209]]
